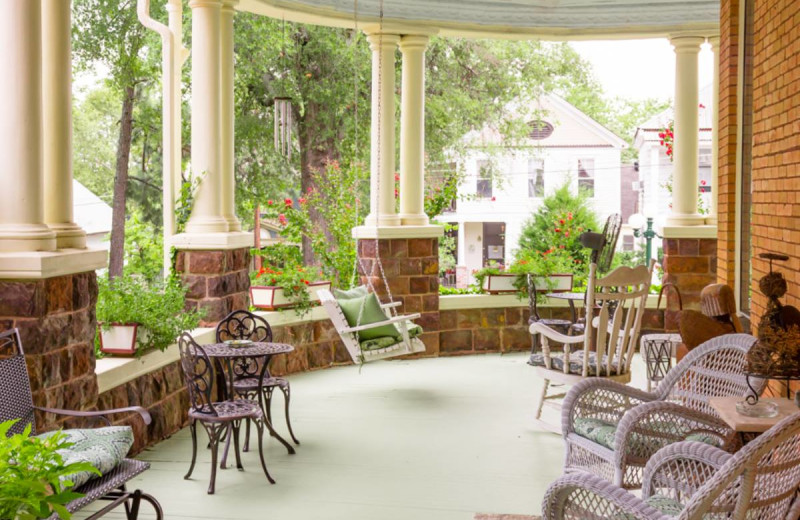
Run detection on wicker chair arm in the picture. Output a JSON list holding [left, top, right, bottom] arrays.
[[613, 401, 735, 468], [641, 441, 732, 503], [35, 406, 152, 426], [542, 472, 669, 520], [562, 378, 656, 437]]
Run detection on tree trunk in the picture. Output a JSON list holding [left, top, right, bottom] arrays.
[[298, 101, 338, 266], [108, 85, 136, 280]]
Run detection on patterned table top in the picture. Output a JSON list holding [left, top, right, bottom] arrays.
[[201, 342, 294, 358]]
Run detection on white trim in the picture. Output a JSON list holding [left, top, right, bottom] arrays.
[[548, 95, 629, 149], [0, 248, 107, 279], [352, 224, 444, 239], [170, 231, 254, 249], [660, 224, 718, 239]]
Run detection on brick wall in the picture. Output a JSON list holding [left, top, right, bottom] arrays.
[[662, 238, 718, 309], [717, 0, 739, 288], [176, 248, 251, 326], [0, 272, 99, 431]]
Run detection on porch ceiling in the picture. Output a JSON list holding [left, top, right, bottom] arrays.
[[238, 0, 719, 40]]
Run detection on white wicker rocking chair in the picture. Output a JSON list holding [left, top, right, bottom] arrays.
[[319, 289, 426, 364]]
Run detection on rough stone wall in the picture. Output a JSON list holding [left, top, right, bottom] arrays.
[[357, 238, 441, 354], [662, 238, 718, 310], [175, 248, 251, 326], [0, 272, 99, 431]]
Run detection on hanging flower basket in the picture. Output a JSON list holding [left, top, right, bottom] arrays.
[[250, 281, 332, 310]]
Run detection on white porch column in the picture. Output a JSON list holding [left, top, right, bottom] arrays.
[[0, 0, 56, 252], [399, 35, 429, 226], [707, 35, 720, 225], [365, 32, 401, 227], [667, 35, 705, 226], [185, 0, 228, 234], [41, 0, 86, 249], [220, 0, 240, 231]]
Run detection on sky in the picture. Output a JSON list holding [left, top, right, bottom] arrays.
[[570, 38, 715, 102]]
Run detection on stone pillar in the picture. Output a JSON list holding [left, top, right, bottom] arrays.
[[707, 35, 720, 226], [0, 0, 56, 253], [176, 248, 251, 326], [662, 237, 717, 309], [185, 0, 228, 234], [219, 0, 240, 232], [365, 33, 401, 228], [667, 35, 705, 227], [358, 238, 439, 353], [41, 0, 86, 249], [399, 35, 429, 227]]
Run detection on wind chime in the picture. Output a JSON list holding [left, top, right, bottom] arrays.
[[273, 17, 292, 160]]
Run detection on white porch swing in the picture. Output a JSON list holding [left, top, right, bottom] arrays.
[[318, 0, 426, 364]]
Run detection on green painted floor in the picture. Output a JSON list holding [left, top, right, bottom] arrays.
[[78, 352, 648, 520]]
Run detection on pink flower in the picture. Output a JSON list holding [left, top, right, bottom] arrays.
[[564, 231, 570, 238], [490, 196, 496, 201], [278, 214, 287, 226], [700, 180, 707, 186], [299, 197, 307, 204]]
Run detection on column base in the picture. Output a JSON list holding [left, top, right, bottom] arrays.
[[0, 224, 58, 253], [353, 224, 443, 240], [705, 215, 718, 225], [665, 213, 707, 227], [48, 223, 87, 249], [184, 215, 231, 234], [399, 213, 430, 226], [171, 231, 253, 250], [223, 216, 242, 232], [0, 248, 107, 279]]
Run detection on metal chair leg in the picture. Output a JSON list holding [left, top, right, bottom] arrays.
[[232, 420, 244, 470], [124, 489, 141, 520], [280, 385, 300, 445], [139, 493, 164, 520], [264, 387, 274, 435], [255, 418, 276, 485], [185, 420, 198, 480], [206, 424, 221, 494]]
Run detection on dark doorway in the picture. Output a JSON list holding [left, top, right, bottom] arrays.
[[482, 222, 506, 267]]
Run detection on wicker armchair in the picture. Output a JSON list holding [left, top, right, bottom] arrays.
[[561, 333, 765, 489], [543, 411, 800, 519], [0, 328, 162, 519]]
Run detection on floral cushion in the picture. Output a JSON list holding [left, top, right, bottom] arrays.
[[614, 494, 684, 519], [360, 324, 423, 351], [573, 417, 722, 452], [528, 352, 621, 376], [37, 426, 134, 489]]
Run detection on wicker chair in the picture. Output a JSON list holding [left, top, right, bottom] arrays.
[[561, 333, 765, 489], [529, 261, 654, 431], [216, 310, 299, 450], [178, 333, 275, 494], [543, 411, 800, 519], [0, 328, 163, 519]]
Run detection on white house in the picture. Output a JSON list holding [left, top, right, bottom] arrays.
[[73, 180, 112, 251], [439, 94, 627, 285]]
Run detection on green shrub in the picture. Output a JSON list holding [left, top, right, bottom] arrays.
[[0, 420, 99, 520]]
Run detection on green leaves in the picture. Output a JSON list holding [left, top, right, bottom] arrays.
[[0, 420, 100, 520]]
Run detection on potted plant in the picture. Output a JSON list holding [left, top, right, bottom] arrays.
[[0, 419, 100, 520], [96, 275, 202, 357], [473, 263, 516, 294], [507, 249, 576, 294], [249, 265, 331, 316]]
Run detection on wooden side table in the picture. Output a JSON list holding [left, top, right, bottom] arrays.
[[709, 396, 799, 434]]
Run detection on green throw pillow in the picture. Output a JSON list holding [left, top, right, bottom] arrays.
[[338, 292, 399, 341], [333, 285, 368, 300]]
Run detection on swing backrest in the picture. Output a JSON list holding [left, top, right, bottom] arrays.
[[318, 290, 362, 362]]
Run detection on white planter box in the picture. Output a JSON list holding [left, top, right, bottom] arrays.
[[250, 281, 332, 310], [481, 273, 573, 294], [98, 323, 140, 356]]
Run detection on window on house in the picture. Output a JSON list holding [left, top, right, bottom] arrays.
[[577, 158, 595, 197], [528, 158, 544, 198], [476, 160, 492, 199]]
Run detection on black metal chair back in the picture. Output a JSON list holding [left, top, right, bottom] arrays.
[[177, 333, 218, 417], [0, 328, 36, 435], [527, 275, 543, 321], [216, 310, 272, 380]]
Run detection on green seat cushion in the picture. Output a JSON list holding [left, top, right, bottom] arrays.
[[333, 285, 368, 300], [573, 417, 723, 452], [338, 292, 399, 341], [37, 426, 134, 489], [645, 494, 684, 516], [360, 324, 423, 351]]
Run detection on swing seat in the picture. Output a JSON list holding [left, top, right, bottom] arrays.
[[319, 290, 426, 363]]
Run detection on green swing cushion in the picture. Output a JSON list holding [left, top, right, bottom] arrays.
[[360, 324, 424, 351], [333, 285, 368, 300], [338, 292, 400, 341]]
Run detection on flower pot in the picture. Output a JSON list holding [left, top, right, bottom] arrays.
[[481, 274, 518, 294], [250, 281, 333, 310], [98, 323, 140, 356], [532, 273, 573, 293]]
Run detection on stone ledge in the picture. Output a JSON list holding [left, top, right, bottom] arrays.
[[171, 231, 254, 250], [440, 293, 666, 310], [352, 224, 444, 239], [661, 224, 718, 239], [0, 248, 107, 279]]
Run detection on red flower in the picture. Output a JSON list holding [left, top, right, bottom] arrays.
[[299, 197, 307, 204], [278, 214, 287, 226], [307, 186, 313, 194], [699, 103, 706, 109], [700, 180, 707, 186], [559, 219, 565, 225], [284, 198, 293, 207], [491, 196, 496, 201], [304, 280, 310, 285], [564, 231, 570, 238], [267, 200, 273, 205], [394, 173, 400, 182], [555, 227, 561, 233], [559, 244, 565, 249]]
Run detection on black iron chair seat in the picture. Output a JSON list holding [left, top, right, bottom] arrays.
[[188, 399, 262, 422], [233, 376, 289, 392]]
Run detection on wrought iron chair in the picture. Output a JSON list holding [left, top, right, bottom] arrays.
[[543, 411, 800, 519], [0, 328, 163, 519], [215, 310, 299, 448], [178, 333, 274, 494], [528, 260, 654, 432], [561, 333, 765, 490], [527, 275, 573, 355]]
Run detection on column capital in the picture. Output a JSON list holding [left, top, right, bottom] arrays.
[[707, 34, 720, 47], [669, 35, 705, 50], [188, 0, 222, 8], [399, 34, 429, 52], [220, 0, 238, 13], [365, 32, 401, 50]]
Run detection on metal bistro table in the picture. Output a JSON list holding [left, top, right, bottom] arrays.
[[202, 341, 296, 466], [546, 291, 588, 327]]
